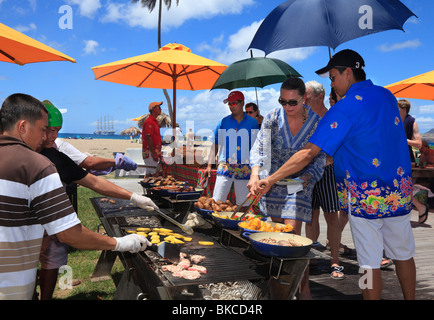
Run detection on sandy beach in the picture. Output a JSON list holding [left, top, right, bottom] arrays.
[[59, 138, 140, 159], [59, 138, 211, 163]]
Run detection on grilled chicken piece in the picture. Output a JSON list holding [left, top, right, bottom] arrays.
[[188, 265, 207, 274], [190, 254, 206, 264], [173, 270, 201, 280], [177, 258, 191, 269]]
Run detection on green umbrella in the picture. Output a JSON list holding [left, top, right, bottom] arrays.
[[211, 56, 301, 105], [212, 56, 301, 89]]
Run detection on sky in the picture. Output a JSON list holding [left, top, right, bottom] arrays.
[[0, 0, 433, 137]]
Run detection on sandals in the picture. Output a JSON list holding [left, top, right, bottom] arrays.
[[419, 204, 429, 224], [339, 244, 354, 256], [330, 266, 345, 280], [380, 258, 394, 269]]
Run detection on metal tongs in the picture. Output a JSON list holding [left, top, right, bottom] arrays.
[[199, 175, 209, 189], [229, 197, 251, 219], [230, 192, 262, 220], [153, 208, 194, 235]]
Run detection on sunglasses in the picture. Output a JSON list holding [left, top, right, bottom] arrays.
[[228, 101, 240, 106], [246, 111, 255, 114], [278, 96, 303, 107]]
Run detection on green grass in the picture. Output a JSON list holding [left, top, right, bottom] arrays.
[[48, 186, 125, 300]]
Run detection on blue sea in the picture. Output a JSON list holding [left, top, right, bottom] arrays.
[[58, 133, 131, 140], [58, 133, 433, 147]]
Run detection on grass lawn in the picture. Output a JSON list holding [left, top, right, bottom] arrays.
[[42, 186, 125, 300]]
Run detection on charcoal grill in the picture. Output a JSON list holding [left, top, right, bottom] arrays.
[[90, 197, 268, 300]]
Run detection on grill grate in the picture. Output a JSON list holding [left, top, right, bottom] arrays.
[[156, 246, 264, 286]]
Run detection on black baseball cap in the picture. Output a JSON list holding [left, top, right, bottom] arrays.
[[316, 49, 365, 77]]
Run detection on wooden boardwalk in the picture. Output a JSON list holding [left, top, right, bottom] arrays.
[[307, 208, 434, 300]]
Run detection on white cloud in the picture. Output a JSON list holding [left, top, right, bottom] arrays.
[[418, 104, 434, 114], [102, 2, 156, 28], [66, 0, 101, 18], [101, 0, 255, 30], [14, 23, 37, 33], [83, 39, 99, 55], [28, 0, 36, 11], [411, 104, 434, 133], [197, 20, 316, 65], [415, 116, 434, 133], [378, 39, 422, 52], [59, 108, 68, 114]]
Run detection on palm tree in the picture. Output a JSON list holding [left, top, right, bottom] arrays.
[[132, 0, 180, 122]]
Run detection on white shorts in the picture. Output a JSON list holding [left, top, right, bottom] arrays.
[[349, 213, 415, 269], [212, 174, 249, 206], [143, 157, 158, 175]]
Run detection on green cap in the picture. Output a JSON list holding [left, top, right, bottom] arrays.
[[42, 100, 63, 127]]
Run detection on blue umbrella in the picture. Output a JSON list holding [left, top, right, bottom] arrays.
[[248, 0, 416, 55]]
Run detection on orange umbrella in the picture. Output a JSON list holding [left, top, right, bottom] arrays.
[[385, 70, 434, 101], [91, 43, 227, 128], [0, 22, 75, 65]]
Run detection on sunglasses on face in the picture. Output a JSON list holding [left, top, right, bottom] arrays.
[[228, 101, 240, 106], [246, 110, 255, 114], [278, 96, 303, 107]]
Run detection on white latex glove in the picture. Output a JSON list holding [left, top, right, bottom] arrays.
[[113, 234, 151, 253], [185, 212, 211, 229], [131, 192, 158, 211]]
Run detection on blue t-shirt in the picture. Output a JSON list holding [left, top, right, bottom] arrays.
[[309, 80, 412, 219], [213, 113, 259, 164]]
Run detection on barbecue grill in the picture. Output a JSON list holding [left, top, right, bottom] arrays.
[[90, 196, 328, 300], [90, 197, 268, 300]]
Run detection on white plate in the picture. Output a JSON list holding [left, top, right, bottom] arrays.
[[275, 178, 303, 185]]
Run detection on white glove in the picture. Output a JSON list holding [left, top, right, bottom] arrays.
[[184, 212, 211, 229], [131, 192, 158, 211], [113, 234, 151, 253]]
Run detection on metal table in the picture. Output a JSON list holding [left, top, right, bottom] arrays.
[[412, 167, 434, 188]]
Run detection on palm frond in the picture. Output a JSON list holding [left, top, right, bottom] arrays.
[[132, 0, 157, 12]]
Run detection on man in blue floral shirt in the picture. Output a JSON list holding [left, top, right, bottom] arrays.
[[206, 91, 259, 205], [249, 50, 415, 300]]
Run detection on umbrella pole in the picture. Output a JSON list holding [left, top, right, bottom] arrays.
[[172, 70, 177, 146], [255, 87, 259, 107], [173, 83, 177, 130], [250, 50, 260, 106]]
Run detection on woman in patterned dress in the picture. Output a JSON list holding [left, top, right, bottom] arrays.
[[249, 77, 326, 234]]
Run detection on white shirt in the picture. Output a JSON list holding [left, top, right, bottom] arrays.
[[55, 138, 87, 165]]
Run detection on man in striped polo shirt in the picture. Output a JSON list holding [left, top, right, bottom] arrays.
[[0, 94, 151, 300]]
